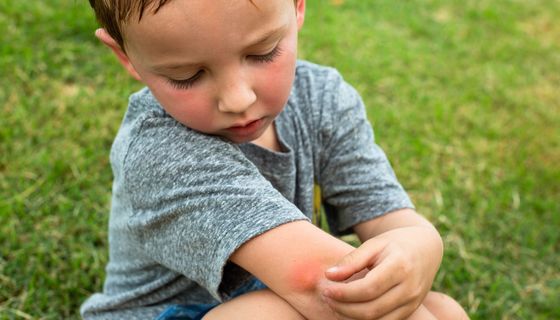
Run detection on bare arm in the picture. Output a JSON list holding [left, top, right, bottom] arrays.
[[353, 208, 441, 244], [318, 208, 444, 319], [230, 220, 355, 320], [352, 208, 444, 289]]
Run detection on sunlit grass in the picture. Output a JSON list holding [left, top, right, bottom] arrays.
[[1, 0, 559, 318]]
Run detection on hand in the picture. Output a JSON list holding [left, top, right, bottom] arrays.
[[321, 226, 443, 319]]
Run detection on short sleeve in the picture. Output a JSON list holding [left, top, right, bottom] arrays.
[[317, 71, 414, 235], [122, 116, 308, 301]]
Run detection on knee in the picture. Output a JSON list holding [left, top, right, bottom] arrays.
[[423, 291, 469, 320], [204, 289, 305, 320]]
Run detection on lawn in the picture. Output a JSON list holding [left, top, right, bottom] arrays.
[[1, 0, 559, 319]]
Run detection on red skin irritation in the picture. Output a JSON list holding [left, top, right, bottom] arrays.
[[288, 260, 324, 292]]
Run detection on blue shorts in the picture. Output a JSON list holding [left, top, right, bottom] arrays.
[[155, 278, 267, 320]]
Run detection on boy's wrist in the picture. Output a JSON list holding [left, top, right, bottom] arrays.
[[383, 224, 444, 279]]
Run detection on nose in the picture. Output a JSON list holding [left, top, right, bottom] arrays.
[[217, 73, 257, 114]]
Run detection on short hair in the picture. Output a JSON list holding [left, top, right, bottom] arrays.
[[88, 0, 171, 49], [88, 0, 297, 50]]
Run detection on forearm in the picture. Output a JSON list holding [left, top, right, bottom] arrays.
[[230, 221, 355, 320], [354, 208, 440, 241], [314, 209, 445, 320]]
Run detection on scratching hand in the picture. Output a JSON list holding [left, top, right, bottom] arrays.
[[321, 227, 442, 319]]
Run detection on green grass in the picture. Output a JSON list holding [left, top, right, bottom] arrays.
[[1, 0, 558, 319]]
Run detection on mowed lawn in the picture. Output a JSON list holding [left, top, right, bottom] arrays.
[[1, 0, 558, 319]]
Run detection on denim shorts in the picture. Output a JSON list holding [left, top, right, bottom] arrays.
[[155, 278, 267, 320]]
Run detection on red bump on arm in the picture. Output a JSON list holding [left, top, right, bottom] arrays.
[[287, 259, 324, 292]]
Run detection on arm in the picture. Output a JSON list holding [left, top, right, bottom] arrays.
[[321, 208, 444, 319], [309, 68, 440, 317], [230, 220, 356, 320], [353, 208, 442, 244], [352, 208, 443, 296], [353, 208, 444, 295]]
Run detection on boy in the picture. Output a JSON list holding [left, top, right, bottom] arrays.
[[82, 0, 468, 319]]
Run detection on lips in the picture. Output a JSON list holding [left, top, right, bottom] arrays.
[[230, 119, 260, 129], [226, 118, 264, 138]]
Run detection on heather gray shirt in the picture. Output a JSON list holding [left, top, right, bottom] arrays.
[[80, 61, 414, 319]]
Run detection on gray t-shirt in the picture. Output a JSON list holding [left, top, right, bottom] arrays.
[[80, 60, 414, 319]]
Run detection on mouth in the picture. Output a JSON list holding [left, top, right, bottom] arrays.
[[230, 119, 261, 129], [226, 118, 265, 137]]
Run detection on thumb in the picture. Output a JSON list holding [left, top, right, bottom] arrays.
[[325, 239, 383, 282]]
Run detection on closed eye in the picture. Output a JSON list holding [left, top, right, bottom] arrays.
[[250, 46, 283, 63], [167, 70, 204, 90]]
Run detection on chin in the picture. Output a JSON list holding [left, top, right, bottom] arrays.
[[213, 133, 254, 144], [229, 135, 260, 145]]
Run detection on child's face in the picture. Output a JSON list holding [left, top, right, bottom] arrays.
[[102, 0, 305, 144]]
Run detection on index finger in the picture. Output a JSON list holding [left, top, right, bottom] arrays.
[[322, 259, 402, 303], [325, 238, 386, 282]]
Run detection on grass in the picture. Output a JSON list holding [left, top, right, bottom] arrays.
[[1, 0, 558, 319]]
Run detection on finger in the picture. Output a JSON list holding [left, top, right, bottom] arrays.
[[325, 239, 386, 282], [324, 283, 416, 320], [323, 258, 402, 303]]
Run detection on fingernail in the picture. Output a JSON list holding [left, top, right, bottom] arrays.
[[326, 266, 339, 274]]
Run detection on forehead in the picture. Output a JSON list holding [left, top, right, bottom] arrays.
[[123, 0, 294, 63]]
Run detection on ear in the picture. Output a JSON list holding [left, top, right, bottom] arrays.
[[95, 28, 142, 81], [296, 0, 306, 30]]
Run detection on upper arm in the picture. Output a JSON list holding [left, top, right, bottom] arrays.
[[124, 120, 316, 300], [230, 220, 354, 320], [353, 208, 437, 242]]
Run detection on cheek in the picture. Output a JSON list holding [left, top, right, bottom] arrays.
[[257, 54, 297, 110], [149, 84, 215, 129]]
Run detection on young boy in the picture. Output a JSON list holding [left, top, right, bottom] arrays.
[[82, 0, 468, 319]]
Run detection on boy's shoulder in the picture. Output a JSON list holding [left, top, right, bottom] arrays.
[[292, 60, 350, 99], [295, 59, 333, 72], [295, 60, 342, 84], [110, 87, 234, 175], [120, 87, 204, 144], [127, 87, 165, 120], [291, 60, 360, 114], [111, 86, 168, 138]]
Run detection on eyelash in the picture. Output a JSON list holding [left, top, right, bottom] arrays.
[[168, 71, 203, 90], [167, 46, 283, 90], [252, 46, 283, 63]]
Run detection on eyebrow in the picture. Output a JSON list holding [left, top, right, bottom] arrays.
[[246, 24, 287, 49], [152, 24, 288, 71]]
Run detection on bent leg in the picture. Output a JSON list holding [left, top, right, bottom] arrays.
[[203, 289, 305, 320], [398, 291, 468, 320], [422, 291, 469, 320]]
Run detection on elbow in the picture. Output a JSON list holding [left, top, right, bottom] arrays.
[[286, 259, 325, 294], [283, 258, 340, 319], [285, 246, 354, 294]]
